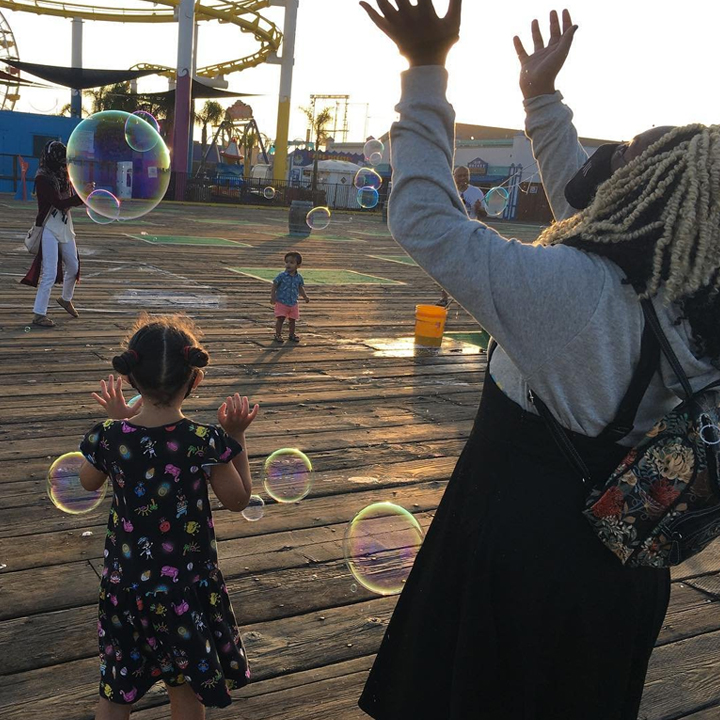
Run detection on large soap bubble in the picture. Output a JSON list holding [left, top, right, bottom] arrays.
[[47, 451, 107, 514], [263, 448, 314, 503], [344, 501, 424, 595], [67, 110, 171, 221]]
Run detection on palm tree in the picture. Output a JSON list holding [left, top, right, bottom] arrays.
[[84, 83, 175, 141], [300, 105, 333, 192], [194, 100, 224, 154]]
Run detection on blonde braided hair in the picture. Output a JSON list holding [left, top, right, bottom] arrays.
[[536, 123, 720, 362], [538, 124, 720, 297]]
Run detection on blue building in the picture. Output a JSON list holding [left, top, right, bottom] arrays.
[[0, 110, 82, 196]]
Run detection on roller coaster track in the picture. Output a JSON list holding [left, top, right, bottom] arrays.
[[0, 0, 282, 79]]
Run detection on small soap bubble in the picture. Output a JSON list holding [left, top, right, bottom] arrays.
[[128, 394, 142, 407], [242, 495, 265, 522], [124, 112, 160, 153], [485, 186, 510, 217], [306, 206, 331, 230], [357, 187, 379, 209], [68, 110, 170, 221], [263, 448, 314, 503], [354, 168, 382, 191], [81, 531, 94, 537], [263, 187, 276, 200], [363, 139, 384, 163], [344, 501, 424, 596], [86, 189, 120, 224], [368, 151, 383, 166], [350, 583, 357, 593], [24, 326, 31, 333], [47, 451, 107, 515], [132, 110, 160, 132]]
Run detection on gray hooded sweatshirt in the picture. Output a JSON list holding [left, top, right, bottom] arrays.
[[389, 66, 719, 446]]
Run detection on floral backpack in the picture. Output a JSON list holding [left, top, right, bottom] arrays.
[[530, 298, 720, 568]]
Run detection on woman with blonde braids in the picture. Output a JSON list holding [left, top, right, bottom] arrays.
[[358, 2, 720, 719]]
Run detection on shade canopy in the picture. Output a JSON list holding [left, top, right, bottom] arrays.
[[0, 69, 47, 87], [4, 59, 158, 89], [131, 79, 258, 101]]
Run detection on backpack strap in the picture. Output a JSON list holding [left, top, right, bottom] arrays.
[[596, 316, 661, 442], [529, 310, 662, 486], [640, 298, 694, 400]]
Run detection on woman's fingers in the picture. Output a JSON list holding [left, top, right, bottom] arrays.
[[531, 18, 544, 52], [548, 9, 561, 44], [447, 0, 462, 26], [513, 35, 529, 62], [562, 8, 573, 33]]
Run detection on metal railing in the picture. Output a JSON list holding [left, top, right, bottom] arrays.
[[183, 175, 386, 212]]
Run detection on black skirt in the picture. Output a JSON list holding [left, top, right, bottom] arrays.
[[359, 369, 670, 720]]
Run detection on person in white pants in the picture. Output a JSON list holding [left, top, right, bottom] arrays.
[[33, 224, 80, 320], [21, 140, 85, 327]]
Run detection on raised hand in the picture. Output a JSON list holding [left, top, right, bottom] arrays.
[[91, 374, 143, 420], [360, 0, 462, 67], [513, 9, 578, 100], [217, 394, 260, 436]]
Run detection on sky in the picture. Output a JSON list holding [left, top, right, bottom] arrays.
[[4, 0, 720, 145]]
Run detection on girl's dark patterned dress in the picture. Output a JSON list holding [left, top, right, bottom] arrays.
[[81, 418, 250, 707]]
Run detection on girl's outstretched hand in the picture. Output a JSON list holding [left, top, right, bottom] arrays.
[[360, 0, 462, 68], [91, 374, 143, 420], [218, 394, 259, 436], [514, 9, 578, 100]]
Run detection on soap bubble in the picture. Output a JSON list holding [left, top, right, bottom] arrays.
[[357, 187, 379, 209], [47, 451, 107, 514], [363, 139, 384, 163], [368, 151, 383, 166], [306, 206, 331, 230], [128, 394, 142, 407], [124, 112, 160, 153], [344, 501, 424, 596], [24, 326, 31, 333], [132, 110, 160, 132], [86, 189, 120, 224], [242, 495, 265, 522], [67, 110, 171, 221], [263, 187, 276, 200], [485, 186, 510, 217], [354, 168, 382, 190], [263, 448, 314, 503]]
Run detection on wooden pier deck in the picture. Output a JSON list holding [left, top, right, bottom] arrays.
[[0, 197, 719, 719]]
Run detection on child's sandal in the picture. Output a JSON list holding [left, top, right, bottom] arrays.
[[273, 334, 284, 343], [288, 334, 300, 342]]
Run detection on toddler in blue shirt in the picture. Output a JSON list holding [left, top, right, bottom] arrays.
[[271, 251, 310, 343]]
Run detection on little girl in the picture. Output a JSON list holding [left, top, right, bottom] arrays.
[[79, 313, 259, 720], [270, 250, 310, 343]]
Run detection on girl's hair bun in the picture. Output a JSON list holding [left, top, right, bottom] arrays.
[[185, 346, 209, 369], [112, 349, 139, 375]]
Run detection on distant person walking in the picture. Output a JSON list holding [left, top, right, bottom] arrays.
[[21, 140, 86, 327], [358, 1, 720, 719]]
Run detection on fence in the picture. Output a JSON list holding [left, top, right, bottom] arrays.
[[183, 175, 387, 213], [0, 152, 38, 195]]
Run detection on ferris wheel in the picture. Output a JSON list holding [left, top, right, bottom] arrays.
[[0, 10, 19, 111]]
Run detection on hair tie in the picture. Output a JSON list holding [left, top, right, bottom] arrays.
[[183, 345, 192, 361], [128, 349, 139, 362]]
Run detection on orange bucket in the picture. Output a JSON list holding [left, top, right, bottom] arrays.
[[414, 304, 447, 347]]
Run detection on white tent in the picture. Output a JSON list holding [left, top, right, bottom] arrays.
[[301, 159, 363, 209]]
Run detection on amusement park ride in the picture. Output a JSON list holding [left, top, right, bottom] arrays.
[[0, 10, 20, 111], [0, 0, 299, 189]]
